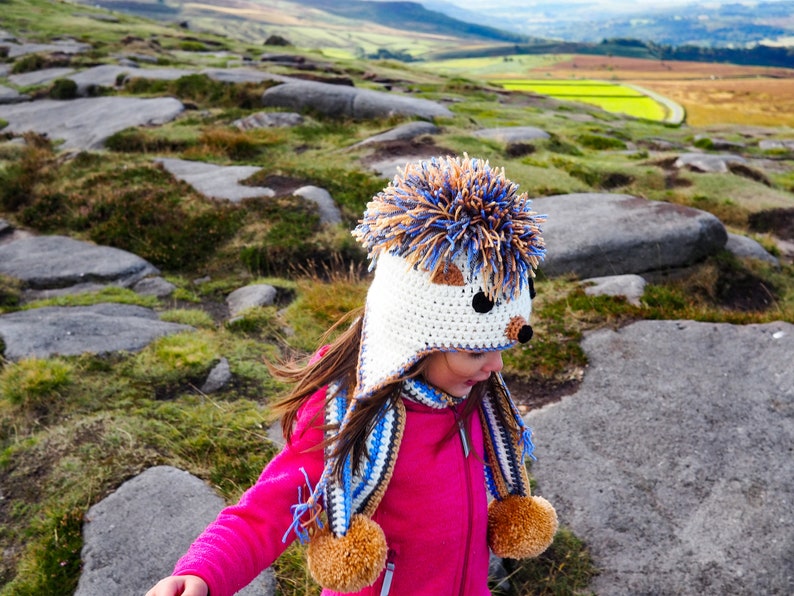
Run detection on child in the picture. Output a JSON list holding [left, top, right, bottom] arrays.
[[146, 154, 558, 596]]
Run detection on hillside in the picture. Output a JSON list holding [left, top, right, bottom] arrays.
[[1, 0, 793, 594]]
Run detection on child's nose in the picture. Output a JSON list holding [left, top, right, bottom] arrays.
[[483, 352, 504, 373]]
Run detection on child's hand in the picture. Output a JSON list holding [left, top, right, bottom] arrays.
[[145, 574, 208, 596]]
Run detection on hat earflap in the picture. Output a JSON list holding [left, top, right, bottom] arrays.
[[481, 374, 558, 559], [295, 381, 405, 592]]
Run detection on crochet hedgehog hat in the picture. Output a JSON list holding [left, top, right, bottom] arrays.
[[293, 155, 558, 592]]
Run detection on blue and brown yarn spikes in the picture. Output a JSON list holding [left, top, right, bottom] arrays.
[[354, 155, 546, 301]]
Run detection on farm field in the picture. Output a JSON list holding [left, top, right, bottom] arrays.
[[421, 53, 794, 127], [494, 79, 670, 121]]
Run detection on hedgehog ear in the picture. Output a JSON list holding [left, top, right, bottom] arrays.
[[430, 262, 465, 286]]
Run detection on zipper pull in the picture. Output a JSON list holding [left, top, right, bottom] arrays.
[[457, 415, 471, 458], [380, 551, 396, 596]]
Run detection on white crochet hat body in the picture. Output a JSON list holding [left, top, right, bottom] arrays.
[[357, 251, 533, 400]]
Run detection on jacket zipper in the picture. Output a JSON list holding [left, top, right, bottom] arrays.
[[379, 550, 396, 596], [453, 406, 474, 596]]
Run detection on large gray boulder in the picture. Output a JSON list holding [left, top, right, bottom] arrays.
[[0, 303, 193, 360], [0, 96, 184, 149], [0, 235, 159, 291], [534, 193, 727, 278], [76, 466, 275, 596], [526, 320, 794, 595], [352, 121, 441, 147], [7, 67, 75, 88], [261, 80, 452, 120]]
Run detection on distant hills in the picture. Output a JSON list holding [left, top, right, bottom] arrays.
[[76, 0, 794, 68]]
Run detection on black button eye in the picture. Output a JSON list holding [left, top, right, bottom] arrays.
[[472, 291, 494, 313], [518, 325, 534, 343], [529, 278, 536, 300]]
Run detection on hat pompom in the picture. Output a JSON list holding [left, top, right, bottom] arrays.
[[488, 494, 558, 559], [307, 514, 388, 592]]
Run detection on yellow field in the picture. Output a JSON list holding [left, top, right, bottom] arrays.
[[495, 79, 669, 121]]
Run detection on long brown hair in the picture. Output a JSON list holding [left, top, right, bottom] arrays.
[[270, 308, 487, 481]]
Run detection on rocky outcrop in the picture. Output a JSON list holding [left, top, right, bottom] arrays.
[[261, 79, 453, 120], [0, 96, 184, 149], [0, 303, 192, 360], [535, 193, 727, 278], [526, 320, 794, 595]]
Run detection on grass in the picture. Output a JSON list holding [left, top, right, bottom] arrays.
[[1, 1, 793, 594]]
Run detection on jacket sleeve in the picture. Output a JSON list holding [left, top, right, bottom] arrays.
[[172, 385, 327, 596]]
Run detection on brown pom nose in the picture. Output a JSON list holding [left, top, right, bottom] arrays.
[[506, 316, 534, 343]]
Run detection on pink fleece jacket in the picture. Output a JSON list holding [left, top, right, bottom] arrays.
[[173, 386, 492, 596]]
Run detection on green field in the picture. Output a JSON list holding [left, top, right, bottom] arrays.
[[495, 79, 668, 121]]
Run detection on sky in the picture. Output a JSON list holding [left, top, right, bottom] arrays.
[[442, 0, 787, 9]]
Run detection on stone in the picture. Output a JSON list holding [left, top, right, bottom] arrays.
[[293, 185, 342, 225], [155, 158, 274, 202], [68, 64, 134, 95], [726, 233, 780, 266], [132, 276, 178, 298], [7, 67, 75, 88], [2, 39, 91, 59], [0, 303, 193, 360], [472, 126, 550, 143], [581, 274, 647, 306], [674, 152, 746, 173], [526, 320, 794, 595], [233, 111, 304, 130], [200, 357, 232, 393], [226, 284, 278, 318], [0, 96, 184, 149], [261, 79, 452, 120], [759, 139, 794, 151], [353, 121, 440, 147], [75, 466, 275, 596], [0, 235, 159, 291], [0, 84, 27, 105], [533, 193, 727, 278]]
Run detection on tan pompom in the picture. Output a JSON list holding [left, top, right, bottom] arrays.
[[307, 514, 388, 593], [488, 494, 558, 559]]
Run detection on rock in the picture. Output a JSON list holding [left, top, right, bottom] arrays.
[[352, 121, 440, 147], [200, 68, 289, 85], [261, 79, 452, 120], [75, 466, 275, 596], [2, 39, 91, 58], [0, 219, 12, 238], [200, 357, 232, 393], [233, 111, 304, 130], [0, 84, 28, 104], [131, 276, 178, 298], [472, 126, 550, 143], [155, 158, 274, 202], [759, 139, 794, 151], [292, 185, 342, 225], [67, 64, 133, 95], [226, 283, 278, 318], [533, 193, 727, 278], [725, 233, 780, 266], [638, 137, 685, 151], [0, 96, 184, 150], [581, 274, 647, 306], [7, 67, 75, 88], [526, 320, 794, 595], [0, 235, 159, 291], [0, 303, 193, 360], [674, 152, 746, 173]]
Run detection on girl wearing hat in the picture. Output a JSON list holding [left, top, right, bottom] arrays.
[[146, 155, 557, 596]]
